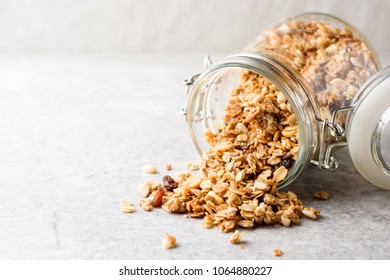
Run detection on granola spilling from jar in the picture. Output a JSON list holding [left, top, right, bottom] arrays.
[[138, 70, 320, 233], [131, 20, 384, 234], [251, 20, 379, 120]]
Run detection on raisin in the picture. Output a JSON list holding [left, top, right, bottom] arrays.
[[152, 187, 164, 207], [162, 175, 178, 191], [280, 159, 295, 169]]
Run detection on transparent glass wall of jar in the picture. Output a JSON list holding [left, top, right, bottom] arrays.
[[245, 13, 380, 125]]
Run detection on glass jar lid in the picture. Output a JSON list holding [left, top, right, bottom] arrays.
[[348, 66, 390, 189]]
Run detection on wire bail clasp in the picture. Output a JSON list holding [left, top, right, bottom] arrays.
[[181, 55, 212, 116], [311, 106, 354, 170]]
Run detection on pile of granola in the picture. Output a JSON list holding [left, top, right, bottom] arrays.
[[138, 69, 318, 232], [129, 20, 379, 234]]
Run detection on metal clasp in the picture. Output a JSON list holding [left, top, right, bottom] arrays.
[[181, 55, 212, 116], [311, 106, 354, 170]]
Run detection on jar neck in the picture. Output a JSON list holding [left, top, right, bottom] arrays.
[[186, 51, 320, 188]]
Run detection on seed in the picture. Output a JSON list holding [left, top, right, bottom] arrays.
[[143, 164, 157, 174], [162, 233, 176, 249], [165, 164, 172, 170], [162, 175, 178, 191]]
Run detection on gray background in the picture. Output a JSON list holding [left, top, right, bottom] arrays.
[[0, 0, 388, 53], [0, 1, 389, 260]]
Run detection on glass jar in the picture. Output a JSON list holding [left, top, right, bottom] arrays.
[[183, 12, 390, 189]]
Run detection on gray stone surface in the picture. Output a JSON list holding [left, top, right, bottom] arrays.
[[0, 54, 389, 260]]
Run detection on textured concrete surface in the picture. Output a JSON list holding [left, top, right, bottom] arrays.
[[0, 54, 389, 260]]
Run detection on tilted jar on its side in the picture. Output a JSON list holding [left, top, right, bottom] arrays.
[[183, 12, 390, 189]]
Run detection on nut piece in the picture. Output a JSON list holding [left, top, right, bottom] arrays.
[[165, 164, 172, 170], [120, 200, 136, 213], [143, 164, 157, 174], [162, 233, 176, 249], [272, 249, 283, 257], [314, 191, 329, 200], [230, 230, 244, 244], [139, 200, 153, 211]]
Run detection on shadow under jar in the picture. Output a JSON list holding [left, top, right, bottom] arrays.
[[184, 12, 390, 189]]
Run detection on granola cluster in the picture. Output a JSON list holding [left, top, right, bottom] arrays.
[[255, 20, 379, 119], [138, 69, 318, 232]]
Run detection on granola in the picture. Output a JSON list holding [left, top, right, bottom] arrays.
[[120, 200, 136, 213], [139, 200, 153, 211], [138, 68, 321, 232], [135, 21, 380, 235], [272, 248, 283, 257], [230, 230, 244, 244], [162, 233, 176, 249], [250, 19, 379, 123], [143, 164, 157, 174], [314, 191, 329, 200]]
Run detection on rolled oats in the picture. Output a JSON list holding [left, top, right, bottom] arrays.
[[120, 200, 136, 213], [138, 181, 156, 198], [203, 215, 214, 229], [230, 230, 244, 244], [302, 207, 320, 219], [139, 200, 153, 211]]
